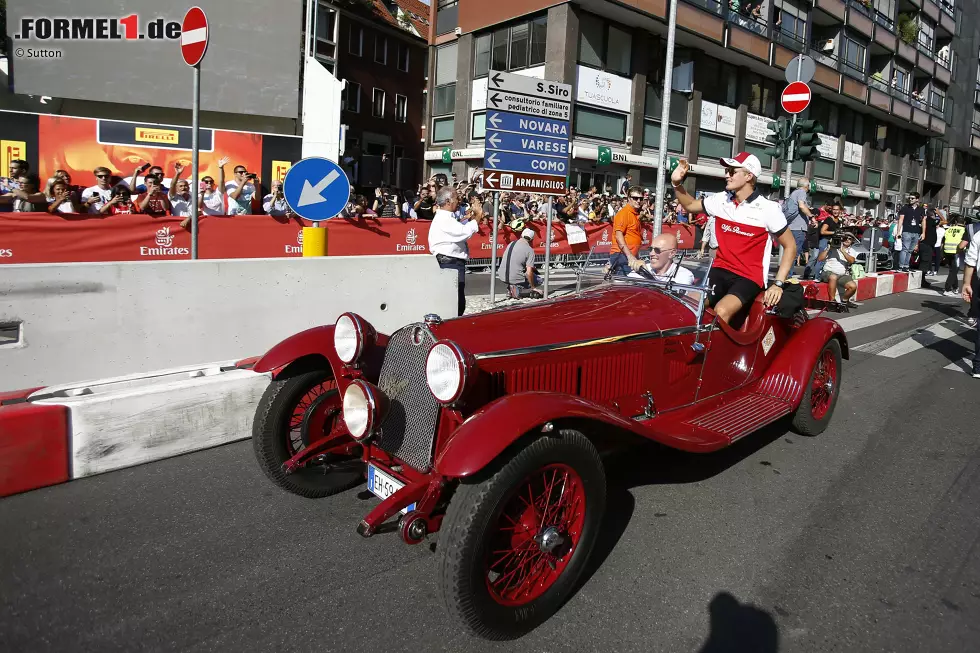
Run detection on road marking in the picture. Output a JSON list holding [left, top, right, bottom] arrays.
[[834, 308, 920, 332], [905, 287, 948, 295], [944, 358, 978, 375], [860, 319, 972, 358]]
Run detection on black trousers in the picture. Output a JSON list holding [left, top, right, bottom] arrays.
[[437, 255, 467, 317], [945, 253, 961, 292], [918, 246, 933, 282]]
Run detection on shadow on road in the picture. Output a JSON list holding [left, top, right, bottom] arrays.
[[698, 591, 779, 653]]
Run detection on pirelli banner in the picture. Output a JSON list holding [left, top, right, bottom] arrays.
[[0, 109, 301, 191]]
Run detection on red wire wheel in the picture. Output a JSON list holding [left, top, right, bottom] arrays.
[[791, 338, 843, 436], [485, 463, 587, 606], [252, 370, 363, 498], [438, 430, 606, 640]]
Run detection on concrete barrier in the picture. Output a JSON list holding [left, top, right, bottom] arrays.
[[1, 255, 457, 389]]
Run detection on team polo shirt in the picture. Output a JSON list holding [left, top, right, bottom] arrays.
[[703, 190, 788, 287]]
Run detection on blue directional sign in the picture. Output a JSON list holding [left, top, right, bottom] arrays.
[[482, 71, 572, 196], [282, 157, 351, 221]]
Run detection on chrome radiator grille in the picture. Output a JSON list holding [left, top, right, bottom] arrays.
[[374, 324, 440, 472]]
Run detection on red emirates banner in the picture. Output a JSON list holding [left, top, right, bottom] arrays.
[[0, 213, 696, 264]]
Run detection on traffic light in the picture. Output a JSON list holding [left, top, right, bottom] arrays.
[[793, 119, 824, 162], [764, 117, 790, 160]]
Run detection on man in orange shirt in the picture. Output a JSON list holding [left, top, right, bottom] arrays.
[[608, 187, 644, 275]]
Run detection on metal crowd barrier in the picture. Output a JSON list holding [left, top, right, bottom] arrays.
[[465, 247, 698, 271]]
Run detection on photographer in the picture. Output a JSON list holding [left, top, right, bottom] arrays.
[[226, 165, 260, 215], [263, 180, 291, 217], [817, 232, 860, 306], [373, 186, 398, 217], [805, 201, 843, 280]]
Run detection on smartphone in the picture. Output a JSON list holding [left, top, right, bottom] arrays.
[[139, 163, 152, 173]]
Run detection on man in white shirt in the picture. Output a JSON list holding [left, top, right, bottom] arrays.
[[81, 166, 115, 214], [961, 228, 980, 378], [816, 232, 859, 306], [671, 152, 797, 324], [263, 180, 291, 217], [428, 186, 481, 316], [629, 233, 696, 285]]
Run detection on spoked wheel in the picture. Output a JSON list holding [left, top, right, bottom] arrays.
[[438, 429, 605, 640], [791, 339, 842, 436], [252, 370, 364, 498]]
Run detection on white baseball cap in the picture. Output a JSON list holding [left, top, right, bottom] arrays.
[[521, 228, 535, 240], [719, 152, 762, 178]]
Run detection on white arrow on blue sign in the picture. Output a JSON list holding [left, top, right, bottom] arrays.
[[484, 150, 568, 174], [282, 157, 351, 221], [486, 130, 570, 156]]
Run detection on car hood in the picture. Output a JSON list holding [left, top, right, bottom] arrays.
[[427, 284, 698, 358]]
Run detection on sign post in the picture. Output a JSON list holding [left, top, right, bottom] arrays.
[[780, 77, 812, 203], [482, 70, 572, 300], [282, 157, 352, 256], [181, 6, 209, 260]]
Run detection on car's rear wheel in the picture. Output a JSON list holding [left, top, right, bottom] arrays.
[[252, 370, 363, 498], [791, 339, 842, 436], [438, 429, 606, 640]]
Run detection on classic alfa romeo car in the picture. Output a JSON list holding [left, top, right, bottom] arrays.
[[249, 259, 846, 640]]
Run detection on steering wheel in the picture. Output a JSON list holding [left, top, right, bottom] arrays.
[[635, 265, 655, 280]]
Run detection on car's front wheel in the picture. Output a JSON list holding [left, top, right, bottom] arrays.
[[252, 370, 363, 498], [791, 338, 842, 436], [438, 429, 606, 640]]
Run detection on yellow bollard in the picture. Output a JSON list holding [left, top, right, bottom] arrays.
[[301, 226, 327, 257]]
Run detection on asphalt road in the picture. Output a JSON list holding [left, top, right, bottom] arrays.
[[2, 287, 979, 652]]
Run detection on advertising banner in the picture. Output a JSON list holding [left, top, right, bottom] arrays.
[[0, 214, 697, 264]]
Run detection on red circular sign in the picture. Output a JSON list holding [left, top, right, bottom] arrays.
[[781, 81, 811, 115], [180, 7, 209, 67]]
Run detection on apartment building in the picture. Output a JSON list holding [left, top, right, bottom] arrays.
[[424, 0, 980, 215]]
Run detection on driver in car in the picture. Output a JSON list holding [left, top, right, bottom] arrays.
[[669, 152, 797, 324], [628, 233, 695, 284]]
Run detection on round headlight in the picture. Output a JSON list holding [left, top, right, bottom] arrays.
[[426, 342, 467, 404], [342, 381, 371, 440], [334, 313, 362, 364]]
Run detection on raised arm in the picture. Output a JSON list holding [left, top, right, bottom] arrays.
[[669, 160, 705, 214]]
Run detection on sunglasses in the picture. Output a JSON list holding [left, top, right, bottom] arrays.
[[652, 247, 675, 254], [203, 179, 214, 183], [235, 169, 247, 174], [629, 195, 643, 201], [95, 173, 110, 179], [724, 167, 743, 176]]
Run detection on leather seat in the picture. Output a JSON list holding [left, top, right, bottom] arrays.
[[715, 296, 767, 346]]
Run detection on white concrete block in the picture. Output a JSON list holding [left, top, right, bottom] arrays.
[[907, 270, 922, 290], [875, 273, 894, 297], [1, 255, 457, 389]]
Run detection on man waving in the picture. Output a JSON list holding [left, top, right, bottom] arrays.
[[670, 152, 797, 324]]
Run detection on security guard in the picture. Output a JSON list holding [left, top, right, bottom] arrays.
[[943, 219, 966, 296]]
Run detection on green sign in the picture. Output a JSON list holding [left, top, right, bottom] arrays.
[[668, 157, 679, 173], [596, 146, 612, 166], [842, 187, 849, 198], [441, 147, 452, 164], [869, 191, 878, 201], [771, 176, 781, 190], [809, 180, 818, 193]]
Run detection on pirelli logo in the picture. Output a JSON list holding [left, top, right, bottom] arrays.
[[135, 128, 179, 144], [97, 119, 214, 151]]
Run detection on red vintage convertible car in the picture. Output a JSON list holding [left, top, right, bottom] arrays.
[[249, 258, 846, 640]]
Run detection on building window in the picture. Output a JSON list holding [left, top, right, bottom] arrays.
[[314, 3, 338, 68], [645, 86, 690, 123], [432, 117, 455, 142], [842, 164, 860, 184], [375, 35, 388, 64], [737, 73, 779, 117], [473, 16, 546, 77], [918, 18, 935, 52], [695, 54, 737, 107], [892, 65, 910, 95], [395, 94, 407, 122], [577, 13, 632, 76], [349, 24, 363, 56], [698, 133, 733, 159], [775, 0, 808, 45], [373, 88, 385, 118], [842, 37, 866, 74], [930, 86, 946, 111], [397, 42, 409, 72], [642, 121, 686, 152], [471, 112, 486, 140], [344, 81, 361, 113], [867, 169, 882, 187], [743, 143, 773, 170], [887, 173, 901, 191], [813, 158, 836, 179], [573, 106, 628, 142]]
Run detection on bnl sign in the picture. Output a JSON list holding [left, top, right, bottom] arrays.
[[481, 71, 572, 196]]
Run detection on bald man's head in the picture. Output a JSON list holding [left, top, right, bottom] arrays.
[[648, 233, 679, 274]]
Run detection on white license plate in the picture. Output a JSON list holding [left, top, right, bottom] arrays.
[[367, 465, 416, 514]]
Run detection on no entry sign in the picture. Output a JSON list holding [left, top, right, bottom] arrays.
[[781, 81, 811, 114], [180, 7, 209, 67]]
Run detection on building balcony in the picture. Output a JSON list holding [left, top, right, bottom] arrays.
[[772, 26, 807, 52], [435, 0, 458, 37], [873, 9, 896, 30], [684, 0, 726, 18]]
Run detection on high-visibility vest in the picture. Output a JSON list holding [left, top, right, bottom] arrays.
[[944, 226, 965, 254]]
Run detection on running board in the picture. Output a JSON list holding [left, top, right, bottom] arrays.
[[685, 392, 793, 443]]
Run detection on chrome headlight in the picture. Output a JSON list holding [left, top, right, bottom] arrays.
[[334, 313, 373, 364], [342, 380, 383, 440], [426, 341, 469, 404]]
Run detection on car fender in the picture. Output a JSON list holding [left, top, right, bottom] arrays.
[[253, 325, 340, 378], [755, 316, 848, 407], [435, 391, 651, 478]]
